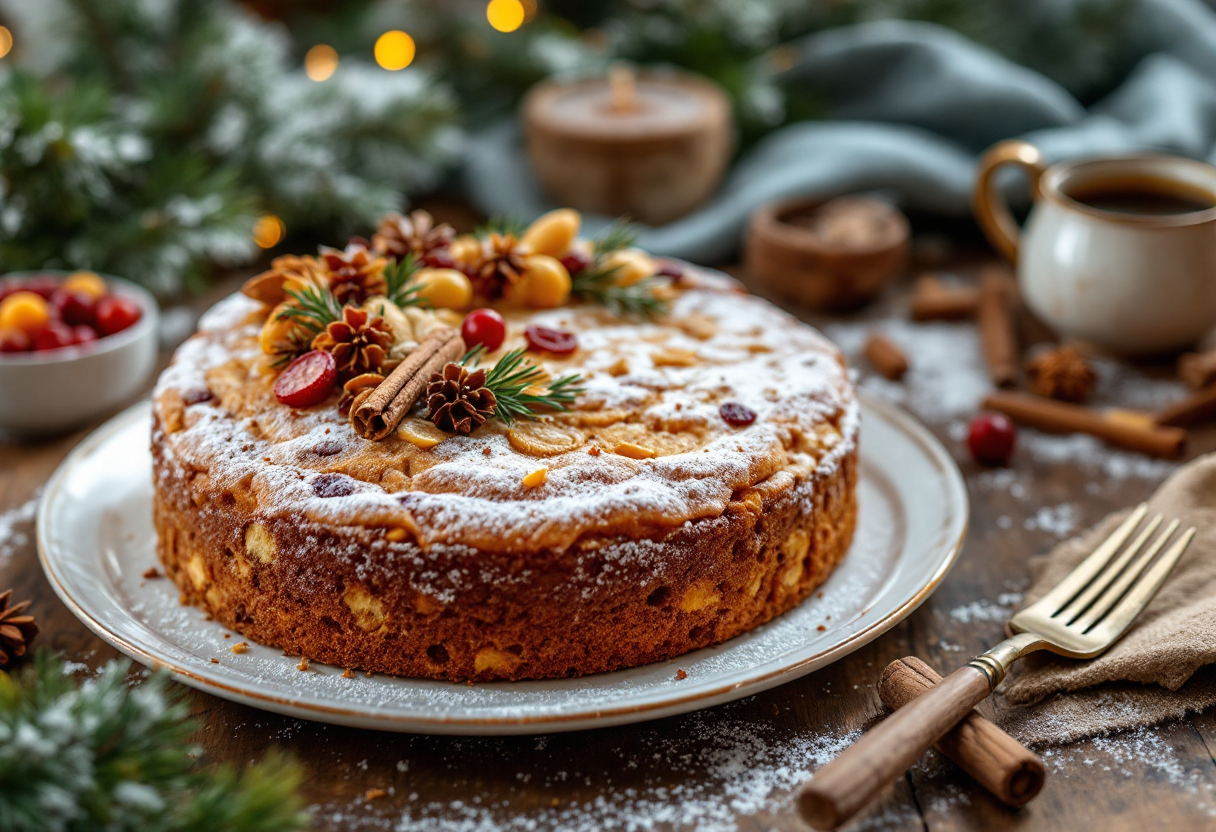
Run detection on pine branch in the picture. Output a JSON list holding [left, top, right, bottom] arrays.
[[383, 254, 424, 308], [475, 215, 529, 239], [461, 347, 584, 424], [570, 268, 670, 318], [591, 220, 638, 256], [278, 284, 342, 340]]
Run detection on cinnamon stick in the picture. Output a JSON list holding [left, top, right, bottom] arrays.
[[978, 266, 1018, 387], [983, 390, 1187, 459], [910, 274, 979, 321], [1178, 351, 1216, 390], [879, 657, 1045, 808], [863, 332, 909, 381], [351, 327, 464, 440], [1155, 383, 1216, 428]]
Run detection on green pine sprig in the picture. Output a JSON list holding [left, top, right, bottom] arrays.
[[276, 283, 343, 340], [591, 219, 638, 256], [0, 650, 310, 832], [570, 220, 669, 318], [383, 254, 424, 308], [460, 346, 584, 424], [475, 215, 529, 239]]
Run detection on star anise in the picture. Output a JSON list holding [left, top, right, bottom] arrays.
[[372, 210, 455, 262], [466, 233, 529, 299], [0, 589, 38, 668], [427, 363, 498, 435], [311, 305, 394, 379], [1026, 345, 1097, 403], [321, 245, 389, 306]]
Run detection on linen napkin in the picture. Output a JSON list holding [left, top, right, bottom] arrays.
[[996, 453, 1216, 745]]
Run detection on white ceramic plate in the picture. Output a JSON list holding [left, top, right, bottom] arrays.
[[39, 394, 967, 735]]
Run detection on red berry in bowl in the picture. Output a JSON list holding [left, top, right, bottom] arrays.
[[720, 402, 757, 427], [461, 308, 506, 353], [22, 275, 60, 299], [524, 325, 578, 355], [95, 295, 143, 336], [32, 321, 75, 351], [71, 325, 99, 345], [0, 328, 30, 353], [52, 289, 97, 326], [274, 350, 337, 408], [968, 411, 1016, 466], [559, 249, 592, 276]]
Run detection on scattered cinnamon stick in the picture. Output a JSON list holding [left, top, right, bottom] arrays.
[[1178, 351, 1216, 390], [351, 327, 465, 440], [983, 390, 1186, 459], [978, 266, 1018, 387], [909, 274, 979, 321], [1155, 384, 1216, 428], [879, 657, 1044, 808], [863, 332, 909, 381]]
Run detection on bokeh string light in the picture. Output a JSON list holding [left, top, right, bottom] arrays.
[[374, 30, 415, 70], [252, 214, 286, 249], [304, 44, 338, 81], [486, 0, 526, 33]]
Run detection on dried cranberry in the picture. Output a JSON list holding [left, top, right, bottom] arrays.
[[312, 439, 343, 456], [181, 387, 213, 405], [524, 325, 578, 355], [461, 308, 506, 352], [311, 473, 356, 498], [560, 249, 592, 276], [274, 350, 337, 408], [968, 411, 1016, 466], [656, 261, 685, 282], [719, 402, 757, 427], [422, 250, 456, 269]]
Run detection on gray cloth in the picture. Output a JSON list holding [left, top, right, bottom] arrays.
[[463, 0, 1216, 263]]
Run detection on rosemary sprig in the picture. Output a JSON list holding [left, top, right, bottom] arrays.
[[276, 283, 342, 340], [591, 219, 638, 256], [383, 254, 423, 308], [570, 269, 670, 318], [475, 214, 529, 239], [461, 346, 584, 424]]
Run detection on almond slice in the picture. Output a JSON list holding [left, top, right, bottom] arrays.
[[398, 418, 448, 449], [614, 441, 657, 459], [508, 421, 584, 456], [677, 313, 718, 340], [652, 348, 698, 367]]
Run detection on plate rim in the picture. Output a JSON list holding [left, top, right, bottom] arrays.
[[37, 392, 968, 733]]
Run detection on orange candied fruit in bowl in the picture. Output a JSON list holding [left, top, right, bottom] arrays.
[[0, 272, 142, 356]]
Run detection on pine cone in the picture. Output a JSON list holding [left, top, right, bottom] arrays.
[[241, 254, 329, 305], [311, 305, 394, 379], [0, 589, 38, 668], [466, 233, 529, 299], [1026, 345, 1097, 403], [427, 363, 498, 435], [372, 210, 455, 261], [321, 245, 389, 306]]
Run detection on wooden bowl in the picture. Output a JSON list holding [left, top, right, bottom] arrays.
[[744, 196, 910, 311]]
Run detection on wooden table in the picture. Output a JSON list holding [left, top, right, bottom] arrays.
[[5, 251, 1216, 831]]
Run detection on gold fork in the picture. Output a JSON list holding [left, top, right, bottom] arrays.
[[798, 503, 1196, 829]]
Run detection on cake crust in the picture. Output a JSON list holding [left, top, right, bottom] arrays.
[[152, 266, 859, 680]]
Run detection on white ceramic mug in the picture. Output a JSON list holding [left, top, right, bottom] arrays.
[[974, 140, 1216, 355]]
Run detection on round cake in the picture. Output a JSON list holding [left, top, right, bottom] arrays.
[[151, 210, 859, 681]]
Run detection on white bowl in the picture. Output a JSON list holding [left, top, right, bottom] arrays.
[[0, 272, 159, 437]]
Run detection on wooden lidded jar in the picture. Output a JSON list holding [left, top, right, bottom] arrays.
[[522, 67, 732, 226]]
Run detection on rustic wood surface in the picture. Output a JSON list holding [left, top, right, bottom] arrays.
[[4, 238, 1216, 831]]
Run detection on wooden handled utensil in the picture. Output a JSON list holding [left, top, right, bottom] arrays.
[[798, 504, 1195, 829]]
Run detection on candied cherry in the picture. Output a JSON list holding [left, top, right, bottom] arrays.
[[0, 291, 51, 334], [656, 261, 686, 282], [95, 295, 142, 336], [32, 321, 75, 352], [720, 402, 757, 427], [0, 328, 30, 353], [559, 249, 592, 276], [524, 325, 577, 355], [968, 411, 1017, 466], [461, 308, 506, 353], [52, 289, 97, 326], [421, 250, 456, 269], [274, 350, 337, 408], [71, 325, 99, 346]]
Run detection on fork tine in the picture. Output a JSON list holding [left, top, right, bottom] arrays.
[[1073, 519, 1178, 630], [1089, 527, 1196, 638], [1036, 503, 1149, 613], [1057, 513, 1163, 622]]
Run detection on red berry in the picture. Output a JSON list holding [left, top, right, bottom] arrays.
[[461, 308, 506, 353], [274, 350, 337, 408], [559, 250, 592, 276], [71, 325, 98, 345], [968, 411, 1017, 466], [52, 289, 96, 326], [32, 321, 75, 351], [94, 295, 142, 336], [524, 325, 578, 355], [719, 402, 757, 427], [0, 329, 30, 353], [22, 275, 60, 299], [422, 250, 456, 269]]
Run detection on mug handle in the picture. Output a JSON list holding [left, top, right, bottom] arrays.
[[973, 140, 1047, 263]]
